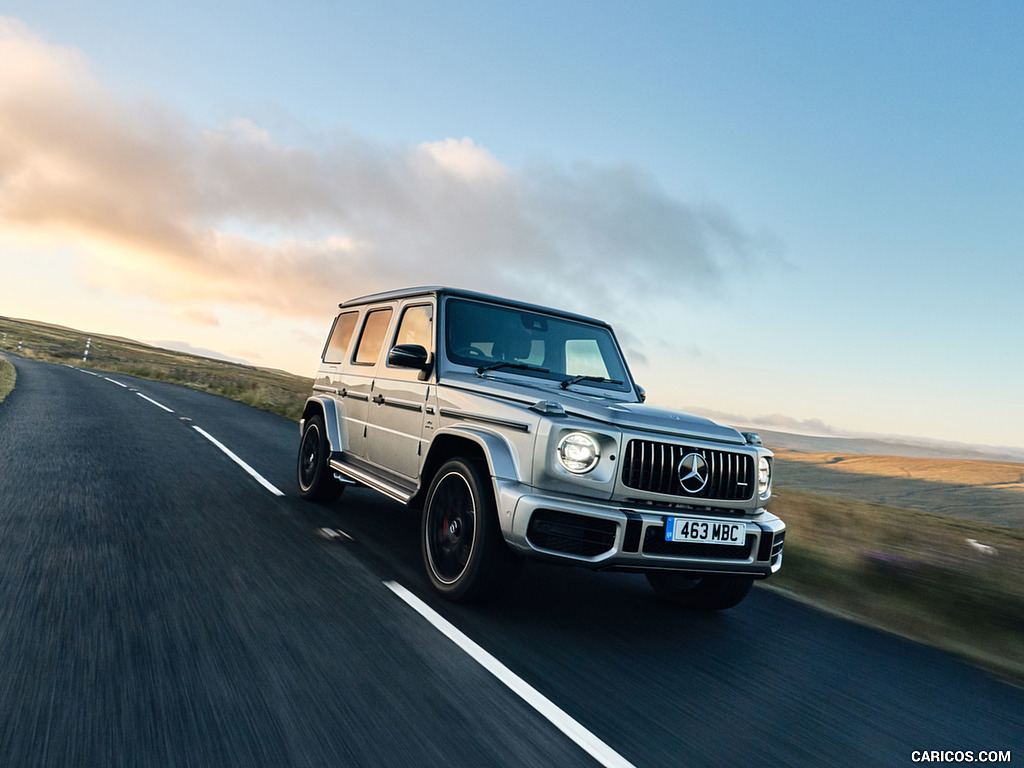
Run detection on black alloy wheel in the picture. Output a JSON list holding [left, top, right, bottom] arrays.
[[297, 414, 343, 503], [421, 458, 521, 602]]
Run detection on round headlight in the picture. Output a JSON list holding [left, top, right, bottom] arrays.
[[556, 432, 601, 474], [758, 456, 772, 497]]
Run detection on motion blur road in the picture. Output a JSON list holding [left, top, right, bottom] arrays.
[[0, 355, 1020, 767]]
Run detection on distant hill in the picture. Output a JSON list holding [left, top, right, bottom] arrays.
[[749, 428, 1024, 465], [769, 449, 1024, 528], [0, 315, 311, 421]]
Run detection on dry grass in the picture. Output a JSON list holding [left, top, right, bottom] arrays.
[[0, 316, 311, 420], [772, 449, 1024, 528], [777, 449, 1024, 493], [767, 487, 1024, 682], [0, 355, 15, 404]]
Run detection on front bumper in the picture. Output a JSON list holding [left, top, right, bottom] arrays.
[[494, 480, 785, 578]]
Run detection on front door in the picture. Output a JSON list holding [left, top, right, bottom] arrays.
[[366, 301, 436, 480]]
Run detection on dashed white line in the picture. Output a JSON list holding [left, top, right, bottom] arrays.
[[136, 392, 174, 413], [192, 426, 285, 497], [71, 370, 284, 498], [384, 581, 637, 768]]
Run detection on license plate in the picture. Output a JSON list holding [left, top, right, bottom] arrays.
[[665, 518, 745, 546]]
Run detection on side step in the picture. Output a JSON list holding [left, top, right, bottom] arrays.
[[329, 459, 415, 505]]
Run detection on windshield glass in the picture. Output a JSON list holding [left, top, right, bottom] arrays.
[[445, 299, 632, 392]]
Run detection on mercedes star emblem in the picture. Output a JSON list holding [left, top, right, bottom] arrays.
[[677, 452, 710, 494]]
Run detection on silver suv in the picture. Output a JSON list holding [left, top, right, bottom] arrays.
[[298, 287, 784, 607]]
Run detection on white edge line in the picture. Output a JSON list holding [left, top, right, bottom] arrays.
[[104, 377, 128, 388], [136, 392, 174, 413], [192, 426, 285, 497], [384, 581, 637, 768]]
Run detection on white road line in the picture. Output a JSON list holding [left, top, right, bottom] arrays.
[[104, 377, 128, 388], [136, 392, 174, 413], [192, 426, 285, 497], [384, 581, 637, 768]]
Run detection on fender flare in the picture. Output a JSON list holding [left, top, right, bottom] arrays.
[[301, 396, 343, 454], [427, 424, 524, 483]]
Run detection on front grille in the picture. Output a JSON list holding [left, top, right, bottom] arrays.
[[527, 510, 617, 557], [643, 528, 755, 560], [621, 440, 754, 501]]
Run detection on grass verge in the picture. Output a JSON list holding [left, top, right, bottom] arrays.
[[0, 355, 15, 404], [766, 488, 1024, 684]]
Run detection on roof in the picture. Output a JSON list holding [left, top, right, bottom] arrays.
[[338, 286, 611, 328]]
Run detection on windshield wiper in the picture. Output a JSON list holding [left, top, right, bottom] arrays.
[[476, 361, 551, 376], [560, 374, 624, 390]]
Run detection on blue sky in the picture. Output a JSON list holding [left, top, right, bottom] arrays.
[[1, 2, 1022, 449]]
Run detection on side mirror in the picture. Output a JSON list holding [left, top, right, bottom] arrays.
[[636, 385, 647, 403], [388, 344, 431, 370]]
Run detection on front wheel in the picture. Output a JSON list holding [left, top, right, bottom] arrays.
[[646, 572, 754, 610], [297, 414, 343, 503], [421, 458, 521, 602]]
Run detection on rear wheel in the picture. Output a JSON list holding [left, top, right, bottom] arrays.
[[421, 458, 521, 602], [297, 414, 343, 503], [646, 572, 754, 610]]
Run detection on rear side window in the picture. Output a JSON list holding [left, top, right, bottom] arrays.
[[322, 312, 359, 364], [353, 308, 393, 366]]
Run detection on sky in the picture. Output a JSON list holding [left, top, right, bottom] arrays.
[[0, 2, 1022, 450]]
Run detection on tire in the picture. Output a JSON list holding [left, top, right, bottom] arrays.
[[646, 572, 754, 610], [421, 458, 521, 602], [297, 414, 344, 503]]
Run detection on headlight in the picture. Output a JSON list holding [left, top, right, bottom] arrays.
[[556, 432, 601, 474], [758, 456, 772, 497]]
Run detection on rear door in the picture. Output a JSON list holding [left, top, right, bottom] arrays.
[[341, 305, 393, 460], [317, 310, 360, 452]]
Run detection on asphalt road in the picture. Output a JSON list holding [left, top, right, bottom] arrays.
[[0, 355, 1020, 767]]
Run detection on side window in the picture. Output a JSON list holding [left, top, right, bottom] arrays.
[[394, 304, 433, 350], [353, 308, 393, 366], [322, 312, 359, 364]]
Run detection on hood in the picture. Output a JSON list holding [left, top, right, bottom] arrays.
[[568, 400, 747, 444], [445, 373, 748, 445]]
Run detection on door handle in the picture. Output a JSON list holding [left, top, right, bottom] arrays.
[[373, 394, 385, 405]]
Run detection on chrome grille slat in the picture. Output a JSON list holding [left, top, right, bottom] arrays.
[[659, 442, 667, 495], [620, 439, 755, 501]]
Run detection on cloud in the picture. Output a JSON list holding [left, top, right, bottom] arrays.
[[0, 17, 769, 324], [173, 308, 220, 328], [148, 340, 250, 365], [751, 414, 839, 435]]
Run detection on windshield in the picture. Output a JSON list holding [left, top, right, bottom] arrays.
[[444, 299, 632, 392]]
